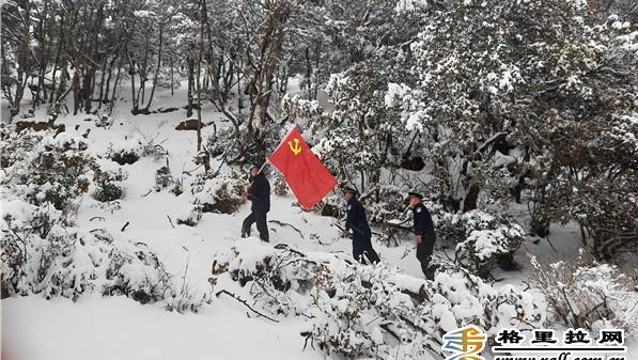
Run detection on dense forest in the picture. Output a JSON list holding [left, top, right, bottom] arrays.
[[4, 0, 637, 257]]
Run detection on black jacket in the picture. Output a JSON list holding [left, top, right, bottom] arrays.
[[345, 197, 371, 237], [412, 203, 436, 242], [248, 173, 270, 212]]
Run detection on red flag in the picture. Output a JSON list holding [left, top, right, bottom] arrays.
[[268, 126, 337, 209]]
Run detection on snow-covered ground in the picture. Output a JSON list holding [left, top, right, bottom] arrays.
[[2, 83, 637, 360]]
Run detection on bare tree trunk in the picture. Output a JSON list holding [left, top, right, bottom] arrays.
[[1, 41, 16, 113], [143, 24, 163, 112], [72, 68, 82, 115], [97, 57, 108, 109], [49, 11, 65, 108], [108, 42, 126, 115], [127, 52, 138, 112], [50, 63, 69, 122], [187, 56, 194, 117], [102, 54, 117, 105], [11, 1, 33, 118], [82, 3, 104, 114], [196, 0, 205, 152], [237, 63, 243, 113], [305, 46, 311, 92], [170, 57, 174, 96], [139, 33, 150, 107], [36, 0, 51, 107], [72, 6, 89, 116]]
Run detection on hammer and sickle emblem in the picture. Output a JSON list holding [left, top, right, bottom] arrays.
[[288, 138, 302, 155]]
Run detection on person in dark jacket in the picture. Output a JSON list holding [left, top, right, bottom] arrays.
[[407, 192, 437, 280], [342, 186, 380, 264], [241, 164, 270, 242]]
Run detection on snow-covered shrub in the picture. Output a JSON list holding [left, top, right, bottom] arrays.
[[205, 128, 237, 158], [154, 165, 174, 190], [205, 125, 281, 166], [191, 170, 246, 214], [280, 94, 324, 120], [307, 264, 421, 358], [177, 207, 203, 227], [365, 185, 412, 225], [272, 172, 289, 196], [153, 161, 182, 196], [93, 169, 128, 202], [530, 254, 638, 333], [212, 241, 320, 315], [306, 264, 545, 359], [0, 129, 210, 311], [425, 267, 546, 334], [0, 127, 43, 168], [0, 224, 163, 301], [0, 222, 211, 311], [95, 115, 112, 128], [455, 225, 525, 278], [437, 210, 524, 278], [1, 131, 98, 210], [216, 241, 545, 359], [108, 138, 143, 165]]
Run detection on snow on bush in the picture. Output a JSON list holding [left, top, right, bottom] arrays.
[[281, 94, 324, 120], [107, 137, 144, 165], [213, 241, 545, 359], [191, 170, 246, 215], [306, 264, 544, 359], [272, 172, 289, 196], [437, 210, 524, 278], [1, 214, 211, 311], [0, 128, 211, 312], [93, 168, 128, 202], [1, 130, 98, 210], [530, 253, 638, 333], [213, 240, 321, 315], [0, 127, 43, 168]]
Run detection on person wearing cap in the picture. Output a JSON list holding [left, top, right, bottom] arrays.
[[241, 163, 270, 242], [407, 192, 437, 280], [342, 186, 380, 264]]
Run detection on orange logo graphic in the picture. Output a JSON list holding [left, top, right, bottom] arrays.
[[442, 325, 487, 360]]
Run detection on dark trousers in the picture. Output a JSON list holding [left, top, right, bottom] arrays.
[[242, 210, 269, 242], [416, 241, 435, 280], [353, 232, 380, 265]]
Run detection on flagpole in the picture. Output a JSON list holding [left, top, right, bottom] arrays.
[[257, 159, 269, 175]]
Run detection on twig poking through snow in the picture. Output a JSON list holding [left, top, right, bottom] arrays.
[[545, 236, 558, 253], [215, 290, 279, 323], [121, 221, 130, 232], [167, 215, 175, 228], [401, 245, 412, 259], [268, 220, 304, 239], [89, 216, 105, 222]]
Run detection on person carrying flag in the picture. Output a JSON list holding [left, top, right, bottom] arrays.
[[342, 186, 380, 264], [241, 163, 270, 242]]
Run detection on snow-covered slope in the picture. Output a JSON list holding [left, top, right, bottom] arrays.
[[2, 84, 636, 360]]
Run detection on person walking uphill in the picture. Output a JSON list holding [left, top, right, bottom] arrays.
[[407, 192, 437, 280], [342, 187, 380, 264], [241, 164, 270, 242]]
